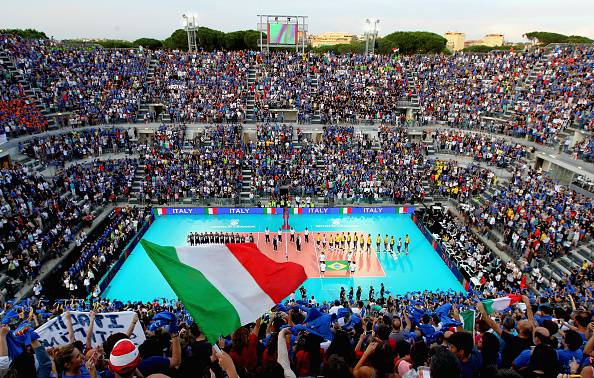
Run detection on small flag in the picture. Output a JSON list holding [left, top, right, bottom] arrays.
[[265, 208, 276, 215], [481, 294, 522, 315], [326, 260, 349, 271], [340, 208, 352, 214], [460, 310, 475, 332], [140, 240, 307, 343], [155, 208, 167, 216], [204, 208, 217, 215], [398, 207, 408, 214], [292, 208, 303, 214]]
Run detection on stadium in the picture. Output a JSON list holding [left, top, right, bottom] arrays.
[[0, 3, 593, 378]]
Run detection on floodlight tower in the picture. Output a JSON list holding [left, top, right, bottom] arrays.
[[182, 13, 199, 52], [364, 18, 380, 54]]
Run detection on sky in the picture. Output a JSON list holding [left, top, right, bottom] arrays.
[[1, 0, 593, 42]]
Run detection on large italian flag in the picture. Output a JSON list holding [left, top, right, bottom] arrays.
[[140, 240, 306, 343], [265, 208, 276, 214], [292, 208, 303, 214], [481, 294, 522, 315], [154, 208, 167, 216], [340, 208, 352, 214], [204, 208, 217, 215]]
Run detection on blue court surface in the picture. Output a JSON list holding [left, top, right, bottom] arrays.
[[102, 213, 464, 302]]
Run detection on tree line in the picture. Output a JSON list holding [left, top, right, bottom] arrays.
[[2, 28, 592, 54]]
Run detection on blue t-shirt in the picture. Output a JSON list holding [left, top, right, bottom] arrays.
[[62, 366, 92, 378], [512, 348, 531, 369], [460, 349, 483, 378], [557, 349, 584, 374]]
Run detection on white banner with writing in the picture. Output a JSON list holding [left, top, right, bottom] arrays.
[[35, 311, 145, 348]]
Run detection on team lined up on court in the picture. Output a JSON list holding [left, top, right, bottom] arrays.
[[263, 227, 412, 277]]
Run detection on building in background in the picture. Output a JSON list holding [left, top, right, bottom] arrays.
[[482, 34, 505, 47], [309, 32, 356, 47], [444, 32, 465, 51]]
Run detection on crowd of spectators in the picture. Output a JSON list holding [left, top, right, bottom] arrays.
[[150, 50, 252, 124], [572, 136, 594, 162], [0, 165, 90, 290], [472, 168, 594, 261], [414, 47, 593, 144], [21, 128, 135, 165], [1, 281, 593, 377], [0, 63, 48, 136], [3, 34, 592, 153], [428, 130, 531, 167], [252, 52, 318, 123], [60, 206, 150, 298], [2, 34, 150, 125], [53, 158, 138, 204], [316, 53, 410, 125], [138, 124, 244, 203]]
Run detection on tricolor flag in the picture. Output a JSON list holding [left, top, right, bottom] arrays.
[[340, 208, 352, 214], [292, 208, 303, 214], [154, 208, 167, 216], [140, 240, 307, 343], [398, 207, 408, 214], [265, 208, 276, 214], [460, 310, 475, 332], [204, 208, 217, 215], [481, 294, 522, 315]]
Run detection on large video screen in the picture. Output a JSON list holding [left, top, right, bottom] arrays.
[[268, 23, 298, 45]]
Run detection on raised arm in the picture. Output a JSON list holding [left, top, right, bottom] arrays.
[[86, 311, 96, 350], [126, 313, 139, 338], [169, 332, 182, 368], [522, 295, 535, 328], [353, 341, 378, 378], [476, 301, 503, 336], [253, 317, 262, 336], [403, 310, 412, 332], [0, 326, 8, 358], [65, 311, 75, 343], [277, 328, 297, 378]]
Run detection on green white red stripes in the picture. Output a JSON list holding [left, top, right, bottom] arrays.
[[398, 207, 408, 214], [481, 294, 522, 315], [460, 310, 475, 332], [154, 208, 166, 216], [340, 208, 352, 214], [292, 208, 303, 214], [204, 208, 217, 215], [265, 208, 276, 214], [140, 240, 306, 343]]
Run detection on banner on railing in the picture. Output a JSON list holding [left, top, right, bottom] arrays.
[[35, 311, 146, 348], [153, 206, 415, 216]]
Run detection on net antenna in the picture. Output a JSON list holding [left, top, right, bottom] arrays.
[[182, 12, 199, 52], [257, 15, 308, 53], [364, 18, 380, 54]]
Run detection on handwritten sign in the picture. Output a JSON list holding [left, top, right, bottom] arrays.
[[35, 311, 145, 348]]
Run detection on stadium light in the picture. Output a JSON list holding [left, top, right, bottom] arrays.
[[181, 12, 199, 53], [364, 18, 380, 54]]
